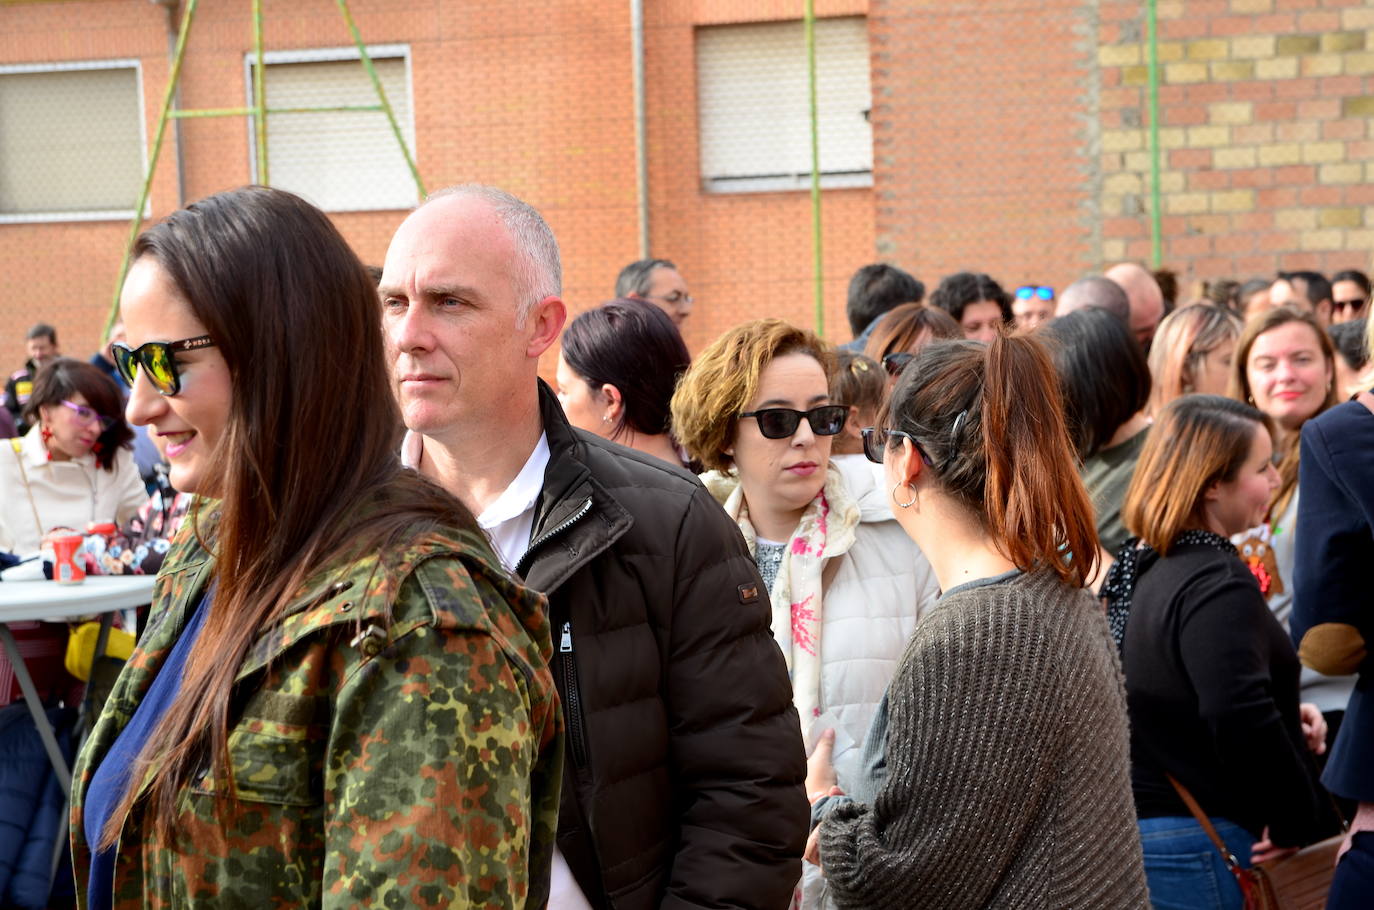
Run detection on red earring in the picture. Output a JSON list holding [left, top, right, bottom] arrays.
[[40, 424, 52, 444]]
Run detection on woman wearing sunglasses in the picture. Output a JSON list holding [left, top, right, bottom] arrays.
[[861, 302, 961, 384], [73, 186, 563, 909], [811, 335, 1148, 908], [671, 318, 939, 909], [1, 358, 145, 556]]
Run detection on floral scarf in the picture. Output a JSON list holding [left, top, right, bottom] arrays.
[[702, 464, 860, 740]]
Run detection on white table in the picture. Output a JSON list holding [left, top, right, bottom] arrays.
[[0, 575, 155, 885], [0, 576, 156, 788]]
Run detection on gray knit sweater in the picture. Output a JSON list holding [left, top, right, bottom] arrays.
[[818, 570, 1149, 909]]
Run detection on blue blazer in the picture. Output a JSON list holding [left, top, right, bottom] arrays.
[[1292, 398, 1374, 802]]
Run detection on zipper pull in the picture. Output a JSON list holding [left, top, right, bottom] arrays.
[[560, 621, 573, 653]]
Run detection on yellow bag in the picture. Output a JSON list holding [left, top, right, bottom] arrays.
[[64, 621, 135, 682]]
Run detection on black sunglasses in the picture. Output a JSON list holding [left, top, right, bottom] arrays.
[[741, 405, 848, 440], [882, 352, 916, 378], [861, 426, 935, 467], [111, 335, 216, 396]]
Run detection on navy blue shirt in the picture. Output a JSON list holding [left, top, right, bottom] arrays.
[[84, 586, 213, 909]]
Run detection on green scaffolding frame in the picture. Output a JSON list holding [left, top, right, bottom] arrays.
[[105, 0, 426, 337]]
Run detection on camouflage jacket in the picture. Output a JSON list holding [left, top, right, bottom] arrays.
[[69, 507, 563, 909]]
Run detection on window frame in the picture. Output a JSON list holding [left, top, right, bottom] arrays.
[[242, 43, 419, 213], [0, 58, 149, 224]]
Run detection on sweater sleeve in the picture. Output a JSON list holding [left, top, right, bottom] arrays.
[[1175, 568, 1335, 847], [1292, 416, 1372, 677], [661, 488, 809, 910], [817, 592, 1067, 909]]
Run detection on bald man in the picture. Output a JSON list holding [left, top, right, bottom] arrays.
[[1105, 263, 1164, 351], [1057, 276, 1131, 323]]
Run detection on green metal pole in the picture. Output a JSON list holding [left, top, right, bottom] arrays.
[[336, 0, 426, 198], [1146, 0, 1162, 268], [106, 0, 199, 339], [253, 0, 269, 185], [804, 0, 824, 337]]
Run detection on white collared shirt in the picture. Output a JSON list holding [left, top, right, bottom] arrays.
[[401, 429, 550, 572]]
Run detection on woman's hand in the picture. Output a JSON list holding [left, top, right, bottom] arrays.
[[1299, 703, 1327, 755], [806, 728, 839, 800], [805, 825, 823, 867], [1251, 827, 1300, 865]]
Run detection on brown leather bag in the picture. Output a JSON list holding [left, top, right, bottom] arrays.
[[1167, 774, 1344, 909]]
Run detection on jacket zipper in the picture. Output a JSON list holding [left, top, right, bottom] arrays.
[[514, 498, 593, 577], [560, 620, 589, 768]]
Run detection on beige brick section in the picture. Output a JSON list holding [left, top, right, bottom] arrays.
[[1256, 57, 1299, 79], [1099, 44, 1141, 67], [1346, 53, 1374, 76], [1302, 142, 1346, 164], [1211, 190, 1256, 213], [1277, 35, 1321, 55], [1231, 35, 1276, 59], [1166, 62, 1209, 83], [1276, 208, 1318, 231], [1258, 143, 1303, 166], [1346, 97, 1374, 117], [1302, 54, 1344, 78], [1209, 101, 1253, 125], [1104, 172, 1143, 195], [1320, 163, 1364, 185], [1188, 39, 1230, 60], [1230, 0, 1272, 12], [1159, 171, 1186, 193], [1215, 147, 1258, 168], [1102, 239, 1127, 262], [1367, 163, 1374, 184], [1156, 42, 1185, 63], [1159, 127, 1187, 150], [1343, 8, 1374, 30], [1103, 129, 1144, 152], [1349, 230, 1374, 250], [1166, 193, 1209, 215], [1320, 208, 1363, 228], [1211, 61, 1255, 81], [1125, 151, 1153, 171], [1301, 229, 1345, 251], [1102, 195, 1125, 217], [1187, 125, 1231, 147], [1123, 65, 1149, 86], [1322, 31, 1366, 53]]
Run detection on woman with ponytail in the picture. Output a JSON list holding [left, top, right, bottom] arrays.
[[810, 335, 1148, 908], [71, 187, 563, 909]]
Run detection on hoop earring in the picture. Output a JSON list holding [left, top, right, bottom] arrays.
[[892, 481, 917, 510]]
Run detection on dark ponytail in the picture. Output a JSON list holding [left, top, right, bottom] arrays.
[[883, 335, 1100, 587]]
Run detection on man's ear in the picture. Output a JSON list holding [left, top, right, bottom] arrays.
[[526, 295, 567, 359]]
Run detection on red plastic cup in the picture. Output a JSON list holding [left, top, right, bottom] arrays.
[[52, 533, 87, 585]]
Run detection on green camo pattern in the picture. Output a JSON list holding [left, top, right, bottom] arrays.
[[69, 505, 563, 909]]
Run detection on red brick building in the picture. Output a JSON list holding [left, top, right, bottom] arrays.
[[1, 0, 1371, 372]]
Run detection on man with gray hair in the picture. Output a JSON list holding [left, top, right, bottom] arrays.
[[380, 185, 806, 910], [614, 257, 693, 326]]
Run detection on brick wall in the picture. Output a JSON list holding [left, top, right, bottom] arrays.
[[1097, 0, 1374, 287]]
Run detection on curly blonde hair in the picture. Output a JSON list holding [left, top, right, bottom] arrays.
[[671, 319, 834, 472]]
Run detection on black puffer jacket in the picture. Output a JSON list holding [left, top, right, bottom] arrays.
[[518, 382, 806, 910]]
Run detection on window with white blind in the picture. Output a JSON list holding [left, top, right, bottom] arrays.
[[0, 61, 145, 222], [247, 46, 418, 212], [696, 17, 873, 193]]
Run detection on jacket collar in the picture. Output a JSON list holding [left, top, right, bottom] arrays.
[[517, 381, 634, 592]]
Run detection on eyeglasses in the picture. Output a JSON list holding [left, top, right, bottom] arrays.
[[111, 335, 216, 396], [60, 400, 116, 432], [882, 352, 915, 377], [1334, 297, 1367, 315], [1016, 285, 1054, 300], [740, 405, 848, 440], [861, 427, 934, 467], [649, 291, 693, 306]]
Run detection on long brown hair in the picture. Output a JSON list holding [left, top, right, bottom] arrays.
[[102, 186, 475, 847], [1122, 395, 1273, 554], [880, 335, 1099, 587], [1147, 303, 1242, 415], [23, 358, 133, 470], [863, 302, 961, 362], [1228, 305, 1337, 519]]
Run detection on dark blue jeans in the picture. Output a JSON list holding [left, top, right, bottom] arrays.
[[1138, 816, 1256, 910]]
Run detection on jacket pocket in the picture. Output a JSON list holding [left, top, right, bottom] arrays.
[[191, 692, 327, 807]]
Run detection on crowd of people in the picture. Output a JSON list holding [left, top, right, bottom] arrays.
[[2, 182, 1372, 910]]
